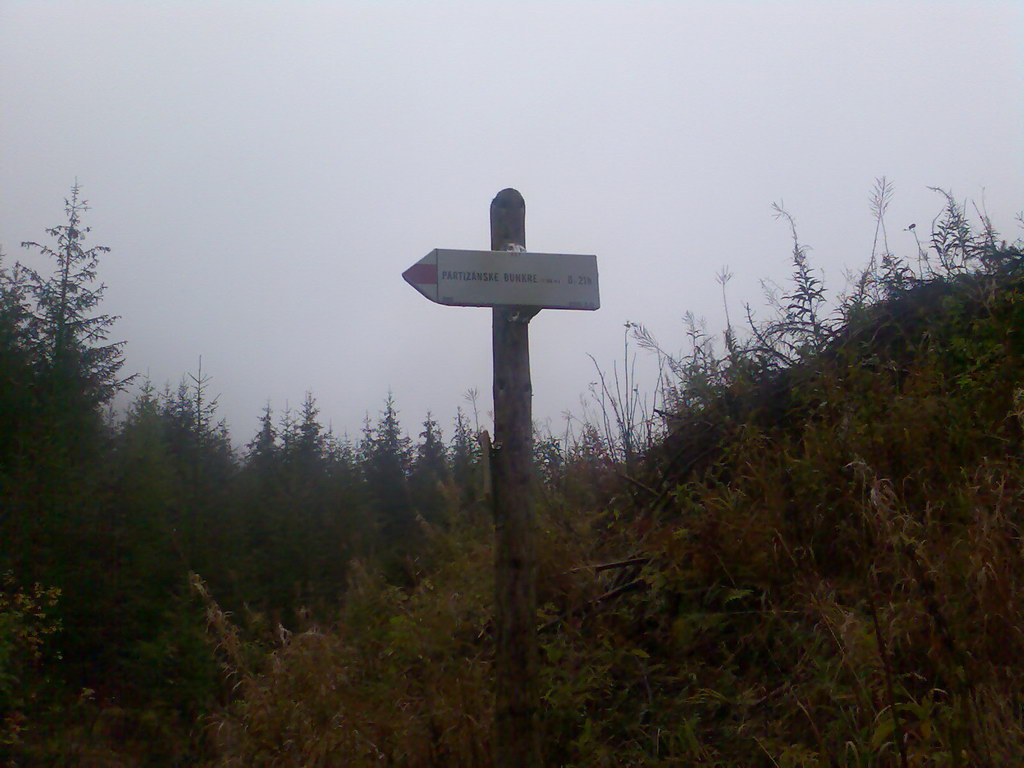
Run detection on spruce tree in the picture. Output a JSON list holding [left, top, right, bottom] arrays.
[[0, 254, 36, 467], [4, 186, 135, 703], [20, 184, 128, 422], [411, 412, 449, 524], [362, 393, 416, 562], [246, 403, 278, 469], [450, 406, 479, 503], [294, 391, 327, 469]]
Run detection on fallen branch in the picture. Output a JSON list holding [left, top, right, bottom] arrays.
[[570, 556, 650, 574], [538, 578, 648, 635]]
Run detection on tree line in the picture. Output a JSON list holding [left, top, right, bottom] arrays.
[[1, 186, 604, 753], [7, 178, 1011, 763]]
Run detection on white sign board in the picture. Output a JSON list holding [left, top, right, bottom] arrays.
[[403, 249, 600, 310]]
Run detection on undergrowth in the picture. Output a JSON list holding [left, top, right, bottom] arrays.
[[195, 186, 1024, 766]]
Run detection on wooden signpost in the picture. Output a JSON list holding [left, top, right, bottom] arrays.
[[403, 189, 599, 768]]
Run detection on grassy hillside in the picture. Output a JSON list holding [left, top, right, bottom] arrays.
[[198, 221, 1024, 765]]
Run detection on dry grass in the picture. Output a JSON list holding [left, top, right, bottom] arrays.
[[199, 256, 1024, 766]]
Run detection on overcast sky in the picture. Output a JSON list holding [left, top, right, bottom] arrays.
[[2, 1, 1021, 446]]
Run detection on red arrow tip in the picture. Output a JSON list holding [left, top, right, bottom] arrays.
[[403, 263, 438, 285]]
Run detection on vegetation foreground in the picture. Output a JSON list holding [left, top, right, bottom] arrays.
[[2, 184, 1022, 765]]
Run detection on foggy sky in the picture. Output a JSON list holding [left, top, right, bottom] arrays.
[[2, 1, 1022, 446]]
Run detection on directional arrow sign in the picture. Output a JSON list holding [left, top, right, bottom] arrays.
[[402, 249, 600, 310]]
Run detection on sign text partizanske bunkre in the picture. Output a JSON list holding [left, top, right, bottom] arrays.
[[402, 248, 600, 310]]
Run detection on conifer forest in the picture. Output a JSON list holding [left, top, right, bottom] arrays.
[[2, 182, 1023, 766]]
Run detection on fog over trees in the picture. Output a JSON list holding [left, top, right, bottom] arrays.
[[1, 7, 1022, 766], [3, 175, 1023, 764]]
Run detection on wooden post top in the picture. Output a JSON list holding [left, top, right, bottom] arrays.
[[490, 188, 526, 251]]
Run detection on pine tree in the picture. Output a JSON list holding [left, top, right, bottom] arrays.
[[415, 413, 447, 476], [450, 406, 479, 503], [246, 403, 278, 469], [362, 393, 416, 560], [20, 184, 129, 416], [294, 392, 327, 468], [410, 412, 450, 524], [2, 187, 130, 679], [157, 363, 234, 588], [0, 254, 36, 467]]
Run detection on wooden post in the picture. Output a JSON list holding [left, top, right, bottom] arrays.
[[490, 188, 542, 768]]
